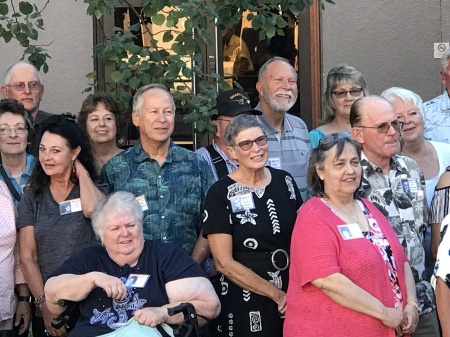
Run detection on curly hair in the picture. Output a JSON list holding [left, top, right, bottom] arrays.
[[28, 114, 98, 196]]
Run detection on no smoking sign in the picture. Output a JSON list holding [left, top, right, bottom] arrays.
[[434, 42, 449, 58]]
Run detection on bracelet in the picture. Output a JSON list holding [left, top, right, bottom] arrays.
[[406, 301, 420, 313], [34, 294, 46, 308], [17, 295, 32, 303]]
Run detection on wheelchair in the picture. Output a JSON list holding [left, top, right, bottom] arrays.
[[51, 301, 200, 337]]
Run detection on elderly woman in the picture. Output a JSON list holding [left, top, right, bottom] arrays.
[[203, 114, 302, 337], [0, 180, 31, 337], [44, 191, 220, 337], [18, 114, 108, 337], [0, 99, 36, 209], [284, 135, 418, 337], [309, 64, 367, 148], [77, 93, 123, 171], [381, 87, 450, 278]]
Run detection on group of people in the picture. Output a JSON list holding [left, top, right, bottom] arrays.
[[1, 49, 450, 337]]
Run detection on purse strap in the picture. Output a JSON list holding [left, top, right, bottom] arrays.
[[0, 165, 21, 202]]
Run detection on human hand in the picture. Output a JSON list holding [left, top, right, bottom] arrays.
[[15, 301, 31, 334], [92, 272, 127, 301], [400, 304, 419, 335], [134, 307, 168, 327], [41, 303, 68, 337], [273, 290, 287, 315], [380, 307, 405, 331], [72, 159, 88, 179]]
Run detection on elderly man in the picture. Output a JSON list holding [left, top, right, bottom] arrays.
[[255, 56, 309, 200], [1, 61, 51, 156], [351, 95, 439, 337], [196, 88, 261, 180], [424, 49, 450, 143], [102, 84, 214, 266]]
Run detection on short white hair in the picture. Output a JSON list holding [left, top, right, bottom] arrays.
[[442, 49, 450, 71], [381, 87, 424, 118], [4, 61, 42, 85], [132, 83, 176, 115]]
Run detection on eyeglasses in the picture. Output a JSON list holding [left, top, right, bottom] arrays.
[[6, 82, 42, 92], [357, 121, 403, 133], [216, 118, 232, 123], [332, 88, 364, 99], [234, 135, 268, 151], [318, 132, 350, 146], [0, 123, 28, 135]]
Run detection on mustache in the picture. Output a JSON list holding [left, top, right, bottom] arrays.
[[275, 90, 294, 98]]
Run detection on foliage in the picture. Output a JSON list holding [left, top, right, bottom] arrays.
[[1, 0, 335, 135]]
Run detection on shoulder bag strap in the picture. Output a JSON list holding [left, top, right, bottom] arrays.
[[205, 144, 229, 179], [0, 165, 21, 202]]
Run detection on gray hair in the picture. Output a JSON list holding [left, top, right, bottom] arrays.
[[4, 61, 42, 85], [224, 114, 265, 146], [91, 191, 143, 241], [132, 83, 175, 115], [350, 95, 392, 128], [381, 87, 424, 118], [322, 64, 368, 124], [257, 56, 295, 82], [442, 49, 450, 71]]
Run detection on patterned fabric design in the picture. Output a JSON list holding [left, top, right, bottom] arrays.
[[359, 154, 435, 315], [424, 91, 450, 143], [431, 216, 450, 289], [102, 140, 215, 254], [429, 183, 450, 224]]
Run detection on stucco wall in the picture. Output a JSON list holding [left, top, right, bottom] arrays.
[[0, 1, 93, 115], [321, 0, 450, 102]]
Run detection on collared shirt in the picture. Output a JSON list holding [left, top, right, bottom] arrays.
[[102, 140, 215, 254], [424, 90, 450, 143], [359, 153, 435, 315], [0, 154, 36, 209], [195, 140, 237, 181], [254, 105, 310, 201]]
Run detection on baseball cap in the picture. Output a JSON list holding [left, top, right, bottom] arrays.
[[212, 89, 262, 120]]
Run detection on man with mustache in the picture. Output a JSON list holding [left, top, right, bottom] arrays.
[[255, 57, 310, 200], [1, 61, 51, 156]]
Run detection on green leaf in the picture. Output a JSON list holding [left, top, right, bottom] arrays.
[[128, 77, 140, 90], [18, 1, 33, 15], [2, 30, 13, 43], [0, 3, 8, 15], [152, 13, 165, 26], [143, 6, 157, 17], [162, 31, 173, 43], [110, 71, 122, 83]]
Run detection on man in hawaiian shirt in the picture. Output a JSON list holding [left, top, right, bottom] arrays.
[[351, 95, 439, 337], [102, 84, 215, 265], [424, 49, 450, 143]]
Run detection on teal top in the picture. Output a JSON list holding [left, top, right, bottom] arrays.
[[308, 128, 326, 149]]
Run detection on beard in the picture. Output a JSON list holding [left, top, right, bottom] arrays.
[[261, 86, 298, 113]]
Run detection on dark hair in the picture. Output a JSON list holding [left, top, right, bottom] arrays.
[[77, 93, 124, 142], [0, 99, 34, 142], [308, 137, 362, 197], [349, 98, 365, 128], [28, 114, 98, 196]]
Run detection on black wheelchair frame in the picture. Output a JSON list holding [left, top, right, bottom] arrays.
[[51, 300, 200, 337]]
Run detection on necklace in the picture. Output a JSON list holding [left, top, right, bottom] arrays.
[[326, 198, 368, 231], [10, 171, 23, 179]]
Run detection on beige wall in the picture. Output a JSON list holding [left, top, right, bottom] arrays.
[[321, 0, 450, 102], [0, 1, 93, 115]]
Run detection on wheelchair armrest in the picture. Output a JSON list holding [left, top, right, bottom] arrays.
[[167, 302, 200, 337], [51, 300, 77, 329]]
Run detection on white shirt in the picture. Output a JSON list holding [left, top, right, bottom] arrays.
[[424, 90, 450, 143]]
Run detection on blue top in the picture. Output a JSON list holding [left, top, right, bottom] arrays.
[[0, 154, 36, 209], [102, 140, 215, 254], [308, 128, 326, 149]]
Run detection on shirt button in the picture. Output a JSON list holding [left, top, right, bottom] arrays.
[[158, 175, 161, 179], [160, 196, 163, 198], [161, 215, 165, 219]]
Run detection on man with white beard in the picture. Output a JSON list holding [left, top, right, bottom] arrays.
[[255, 57, 310, 200]]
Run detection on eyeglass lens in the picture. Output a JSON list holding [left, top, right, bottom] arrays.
[[0, 124, 27, 135], [8, 82, 41, 91], [237, 135, 267, 151], [332, 88, 363, 99]]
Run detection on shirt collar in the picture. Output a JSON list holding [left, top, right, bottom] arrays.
[[361, 152, 400, 175]]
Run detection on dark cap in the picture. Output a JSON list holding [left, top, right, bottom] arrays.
[[213, 89, 262, 119]]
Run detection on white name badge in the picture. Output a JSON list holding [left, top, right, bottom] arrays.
[[338, 223, 364, 240], [401, 178, 418, 194], [230, 193, 255, 213], [59, 198, 82, 216], [125, 274, 150, 288], [267, 157, 281, 169], [135, 195, 149, 211]]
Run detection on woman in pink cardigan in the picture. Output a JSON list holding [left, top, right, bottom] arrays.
[[284, 134, 418, 337]]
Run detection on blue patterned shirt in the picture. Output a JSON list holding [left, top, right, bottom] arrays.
[[102, 140, 215, 254], [0, 153, 36, 209]]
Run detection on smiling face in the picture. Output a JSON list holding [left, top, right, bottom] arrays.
[[38, 132, 80, 178], [101, 210, 144, 265], [331, 82, 364, 120], [132, 88, 175, 147], [317, 142, 362, 199], [229, 126, 268, 170], [86, 103, 118, 146], [0, 112, 28, 156], [256, 60, 298, 114], [1, 64, 44, 118], [391, 98, 423, 144]]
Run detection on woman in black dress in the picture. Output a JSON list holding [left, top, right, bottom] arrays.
[[202, 114, 302, 337]]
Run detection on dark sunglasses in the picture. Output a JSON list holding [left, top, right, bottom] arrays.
[[318, 132, 350, 147], [356, 121, 403, 134]]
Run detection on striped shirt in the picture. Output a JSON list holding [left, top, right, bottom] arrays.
[[195, 140, 238, 181]]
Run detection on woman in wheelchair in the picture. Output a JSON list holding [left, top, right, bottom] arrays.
[[44, 192, 220, 337]]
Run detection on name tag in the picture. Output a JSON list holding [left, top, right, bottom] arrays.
[[230, 193, 255, 213], [125, 274, 150, 288], [401, 178, 418, 194], [338, 223, 364, 240], [135, 195, 149, 211], [267, 157, 281, 169], [59, 198, 82, 216]]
